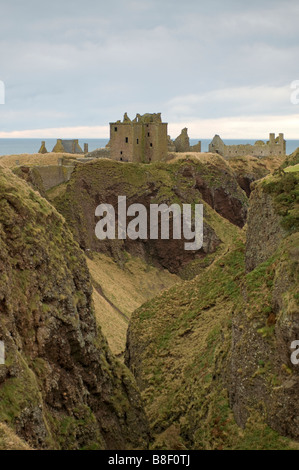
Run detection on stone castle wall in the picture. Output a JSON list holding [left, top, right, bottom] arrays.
[[110, 113, 168, 163], [209, 133, 286, 158]]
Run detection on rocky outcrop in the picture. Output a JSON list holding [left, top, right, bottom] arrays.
[[51, 156, 247, 275], [226, 155, 283, 197], [0, 165, 150, 450], [245, 181, 286, 272], [230, 172, 299, 440], [125, 170, 299, 449]]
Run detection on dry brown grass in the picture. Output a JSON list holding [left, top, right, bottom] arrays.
[[0, 152, 82, 168], [167, 152, 225, 165], [0, 423, 32, 450], [228, 154, 284, 174], [167, 152, 284, 174], [87, 252, 179, 356]]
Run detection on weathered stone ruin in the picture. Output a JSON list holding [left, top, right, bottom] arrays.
[[209, 133, 286, 158], [110, 113, 168, 163], [169, 127, 202, 153], [38, 141, 48, 154], [49, 139, 88, 154]]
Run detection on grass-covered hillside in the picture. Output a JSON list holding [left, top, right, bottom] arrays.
[[126, 168, 299, 450], [0, 164, 149, 450], [49, 155, 247, 275]]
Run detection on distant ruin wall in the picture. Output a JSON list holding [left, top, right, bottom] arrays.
[[172, 128, 201, 153], [209, 133, 286, 158]]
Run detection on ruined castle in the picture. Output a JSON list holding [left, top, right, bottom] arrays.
[[109, 113, 168, 163], [209, 133, 286, 158], [37, 114, 286, 163]]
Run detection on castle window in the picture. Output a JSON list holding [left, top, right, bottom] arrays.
[[120, 157, 123, 161], [125, 137, 128, 143], [150, 143, 153, 147], [137, 139, 139, 144], [114, 127, 118, 132], [147, 132, 150, 137], [120, 151, 123, 155]]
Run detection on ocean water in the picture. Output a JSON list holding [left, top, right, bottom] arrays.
[[0, 138, 298, 156], [0, 138, 109, 156]]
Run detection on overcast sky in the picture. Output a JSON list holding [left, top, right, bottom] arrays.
[[0, 0, 299, 138]]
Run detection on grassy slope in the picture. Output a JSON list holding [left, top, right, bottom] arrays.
[[0, 152, 82, 168], [227, 154, 284, 174], [87, 252, 178, 356], [46, 155, 245, 355], [0, 164, 149, 450], [0, 423, 31, 450], [126, 170, 299, 450], [128, 242, 299, 450]]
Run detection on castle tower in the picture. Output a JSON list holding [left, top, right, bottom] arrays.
[[269, 133, 275, 145], [109, 113, 168, 163]]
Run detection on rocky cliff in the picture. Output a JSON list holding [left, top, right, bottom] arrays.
[[0, 165, 149, 450], [230, 171, 299, 439], [125, 169, 299, 449], [49, 155, 247, 277]]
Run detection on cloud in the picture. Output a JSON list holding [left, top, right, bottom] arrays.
[[168, 113, 299, 139], [165, 85, 293, 119], [0, 125, 109, 139], [0, 0, 299, 134], [1, 112, 299, 140]]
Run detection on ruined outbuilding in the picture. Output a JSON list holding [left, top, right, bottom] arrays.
[[172, 128, 201, 153], [38, 141, 48, 154], [209, 134, 286, 158], [51, 139, 88, 154], [109, 113, 168, 163]]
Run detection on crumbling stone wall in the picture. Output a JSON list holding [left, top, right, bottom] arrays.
[[174, 128, 190, 152], [171, 128, 201, 153], [209, 133, 286, 158]]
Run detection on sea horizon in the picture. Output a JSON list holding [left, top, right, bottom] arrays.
[[0, 137, 299, 157]]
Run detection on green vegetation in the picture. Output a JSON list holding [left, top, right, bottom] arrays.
[[263, 172, 299, 232], [126, 169, 299, 450]]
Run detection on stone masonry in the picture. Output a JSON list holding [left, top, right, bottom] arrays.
[[109, 113, 168, 163], [209, 133, 286, 158]]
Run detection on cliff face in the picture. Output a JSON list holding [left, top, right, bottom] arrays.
[[0, 165, 149, 450], [50, 156, 247, 277], [230, 172, 299, 439], [245, 182, 286, 272], [125, 170, 299, 449], [227, 156, 271, 197]]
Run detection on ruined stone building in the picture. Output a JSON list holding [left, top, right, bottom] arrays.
[[172, 128, 201, 153], [52, 139, 88, 154], [109, 113, 168, 162], [38, 139, 89, 154], [208, 133, 286, 158]]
